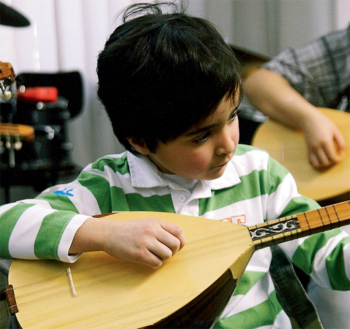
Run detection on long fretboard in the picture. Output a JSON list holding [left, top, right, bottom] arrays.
[[250, 200, 350, 250]]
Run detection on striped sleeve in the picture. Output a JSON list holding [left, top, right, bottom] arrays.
[[0, 201, 90, 262], [0, 153, 135, 262]]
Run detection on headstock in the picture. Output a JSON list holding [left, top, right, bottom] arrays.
[[0, 61, 15, 101]]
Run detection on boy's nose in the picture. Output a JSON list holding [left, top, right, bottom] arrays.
[[216, 126, 236, 156]]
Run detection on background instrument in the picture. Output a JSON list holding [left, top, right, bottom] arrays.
[[0, 61, 15, 100], [252, 108, 350, 204], [0, 123, 34, 168], [0, 123, 34, 142], [0, 67, 83, 202], [8, 201, 350, 328]]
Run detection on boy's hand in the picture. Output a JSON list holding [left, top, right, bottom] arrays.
[[103, 218, 186, 268], [70, 217, 186, 268]]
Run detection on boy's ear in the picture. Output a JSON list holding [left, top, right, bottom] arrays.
[[127, 137, 151, 155]]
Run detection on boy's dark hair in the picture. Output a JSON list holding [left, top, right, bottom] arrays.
[[97, 2, 242, 155]]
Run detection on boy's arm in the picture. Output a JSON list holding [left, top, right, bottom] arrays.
[[0, 200, 185, 267], [70, 217, 186, 268], [245, 68, 345, 169], [1, 157, 186, 265]]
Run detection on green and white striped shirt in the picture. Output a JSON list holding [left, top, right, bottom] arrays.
[[1, 145, 349, 328]]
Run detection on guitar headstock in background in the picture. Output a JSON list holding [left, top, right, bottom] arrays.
[[0, 61, 15, 101]]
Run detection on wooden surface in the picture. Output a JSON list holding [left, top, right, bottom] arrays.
[[252, 108, 350, 202], [9, 212, 254, 329]]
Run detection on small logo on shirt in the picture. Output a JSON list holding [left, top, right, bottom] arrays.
[[221, 214, 246, 225], [54, 188, 74, 197]]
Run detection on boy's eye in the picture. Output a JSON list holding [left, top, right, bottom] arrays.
[[194, 132, 210, 143], [228, 109, 238, 122]]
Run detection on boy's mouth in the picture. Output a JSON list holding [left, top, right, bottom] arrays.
[[212, 161, 229, 169], [213, 155, 232, 169]]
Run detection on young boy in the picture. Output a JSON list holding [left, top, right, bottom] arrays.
[[1, 3, 349, 328]]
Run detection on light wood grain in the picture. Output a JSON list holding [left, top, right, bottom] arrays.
[[9, 212, 253, 329], [252, 108, 350, 202]]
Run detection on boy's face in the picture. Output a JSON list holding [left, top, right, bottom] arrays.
[[130, 94, 240, 180]]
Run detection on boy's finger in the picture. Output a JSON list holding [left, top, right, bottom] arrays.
[[156, 230, 182, 257], [150, 240, 174, 261], [141, 250, 164, 268], [159, 220, 186, 249]]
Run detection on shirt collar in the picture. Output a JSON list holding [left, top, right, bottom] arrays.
[[127, 152, 241, 191], [127, 152, 168, 188]]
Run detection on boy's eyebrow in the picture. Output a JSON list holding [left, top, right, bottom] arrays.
[[184, 122, 220, 136], [184, 107, 239, 137]]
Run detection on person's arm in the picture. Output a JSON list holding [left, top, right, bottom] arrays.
[[69, 217, 186, 268], [0, 198, 185, 267], [245, 68, 346, 169]]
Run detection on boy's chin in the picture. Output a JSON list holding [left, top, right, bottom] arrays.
[[201, 164, 228, 180]]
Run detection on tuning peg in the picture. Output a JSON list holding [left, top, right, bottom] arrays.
[[14, 135, 22, 150], [5, 135, 11, 149], [0, 90, 11, 101]]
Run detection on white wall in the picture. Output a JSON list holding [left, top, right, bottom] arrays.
[[185, 0, 350, 58]]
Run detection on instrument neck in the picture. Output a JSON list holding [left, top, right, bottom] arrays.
[[250, 201, 350, 250]]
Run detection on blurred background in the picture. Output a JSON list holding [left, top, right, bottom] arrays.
[[0, 0, 349, 202]]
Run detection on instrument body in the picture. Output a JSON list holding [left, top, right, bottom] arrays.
[[252, 108, 350, 202], [8, 201, 350, 328], [9, 212, 254, 329]]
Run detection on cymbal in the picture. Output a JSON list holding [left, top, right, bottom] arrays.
[[0, 2, 30, 27]]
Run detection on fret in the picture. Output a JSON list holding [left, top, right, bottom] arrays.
[[250, 201, 350, 250], [297, 201, 350, 238]]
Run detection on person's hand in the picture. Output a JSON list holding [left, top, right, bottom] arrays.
[[302, 112, 346, 169], [70, 217, 186, 268], [103, 218, 186, 268]]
